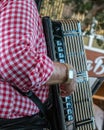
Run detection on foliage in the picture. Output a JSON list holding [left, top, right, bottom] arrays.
[[41, 0, 104, 49]]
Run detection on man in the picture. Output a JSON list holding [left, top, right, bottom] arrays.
[[0, 0, 76, 129]]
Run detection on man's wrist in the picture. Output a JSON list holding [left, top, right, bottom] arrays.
[[63, 63, 74, 84]]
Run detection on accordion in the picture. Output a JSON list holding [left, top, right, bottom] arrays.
[[42, 17, 96, 130]]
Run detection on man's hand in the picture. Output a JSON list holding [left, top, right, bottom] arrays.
[[60, 68, 77, 97], [46, 62, 77, 96], [60, 63, 77, 97]]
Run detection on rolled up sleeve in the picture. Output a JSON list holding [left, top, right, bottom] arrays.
[[0, 0, 54, 92]]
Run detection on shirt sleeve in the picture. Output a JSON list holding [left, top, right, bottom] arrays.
[[0, 0, 54, 92]]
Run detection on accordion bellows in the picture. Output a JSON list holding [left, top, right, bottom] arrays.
[[42, 17, 96, 130]]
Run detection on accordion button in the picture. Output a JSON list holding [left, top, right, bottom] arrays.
[[67, 114, 74, 121]]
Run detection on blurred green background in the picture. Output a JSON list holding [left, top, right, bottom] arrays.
[[40, 0, 104, 50]]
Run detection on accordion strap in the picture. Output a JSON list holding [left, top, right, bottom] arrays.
[[25, 90, 48, 119], [0, 77, 49, 121], [34, 0, 43, 12], [25, 91, 52, 129]]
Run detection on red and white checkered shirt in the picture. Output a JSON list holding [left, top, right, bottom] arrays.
[[0, 0, 53, 119]]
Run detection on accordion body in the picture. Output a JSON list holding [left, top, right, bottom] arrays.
[[42, 17, 96, 130]]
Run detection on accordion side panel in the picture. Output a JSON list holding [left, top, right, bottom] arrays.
[[52, 19, 96, 130], [42, 17, 66, 130]]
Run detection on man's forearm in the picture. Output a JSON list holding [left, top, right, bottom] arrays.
[[46, 62, 74, 85]]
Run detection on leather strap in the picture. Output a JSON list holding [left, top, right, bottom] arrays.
[[25, 91, 48, 119]]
